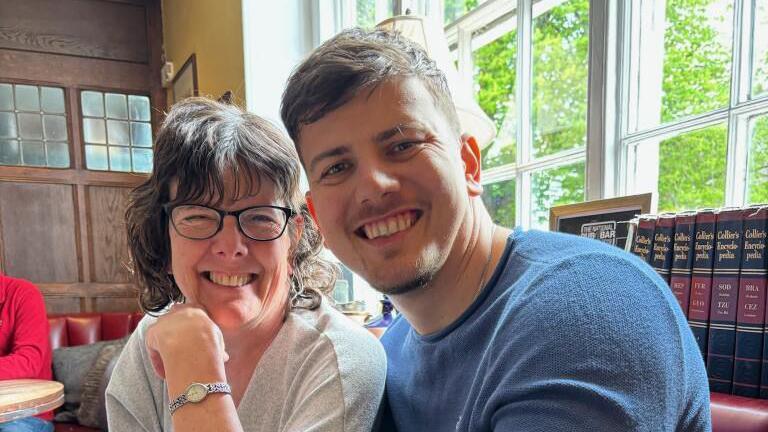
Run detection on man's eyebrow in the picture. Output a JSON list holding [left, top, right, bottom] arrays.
[[374, 123, 428, 143], [309, 146, 349, 173]]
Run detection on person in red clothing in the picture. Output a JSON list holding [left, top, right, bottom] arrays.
[[0, 273, 53, 432]]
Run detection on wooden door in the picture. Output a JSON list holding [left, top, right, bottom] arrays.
[[0, 0, 165, 312]]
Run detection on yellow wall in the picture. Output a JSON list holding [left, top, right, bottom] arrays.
[[162, 0, 245, 105]]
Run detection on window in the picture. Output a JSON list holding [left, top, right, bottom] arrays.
[[80, 91, 153, 173], [0, 83, 70, 168], [621, 0, 768, 211], [355, 0, 395, 28], [443, 0, 486, 24], [449, 0, 589, 229]]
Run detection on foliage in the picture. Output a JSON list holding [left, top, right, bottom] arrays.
[[749, 116, 768, 204], [356, 0, 376, 29], [444, 0, 479, 24], [473, 0, 588, 227], [471, 0, 768, 225]]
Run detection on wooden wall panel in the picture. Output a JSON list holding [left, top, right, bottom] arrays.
[[92, 296, 140, 312], [88, 186, 132, 283], [43, 297, 82, 314], [0, 182, 79, 283], [0, 0, 162, 313], [0, 0, 148, 63]]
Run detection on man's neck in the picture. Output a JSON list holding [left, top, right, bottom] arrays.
[[390, 214, 510, 335]]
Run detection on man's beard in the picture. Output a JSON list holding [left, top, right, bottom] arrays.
[[372, 249, 442, 296]]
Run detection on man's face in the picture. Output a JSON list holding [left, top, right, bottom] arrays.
[[298, 77, 481, 294]]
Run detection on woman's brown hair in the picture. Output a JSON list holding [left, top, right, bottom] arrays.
[[126, 97, 336, 313]]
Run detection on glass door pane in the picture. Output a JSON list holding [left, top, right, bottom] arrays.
[[482, 178, 516, 228], [531, 0, 589, 158], [650, 123, 728, 212], [747, 114, 768, 203], [473, 30, 517, 169], [530, 160, 585, 230], [751, 1, 768, 98]]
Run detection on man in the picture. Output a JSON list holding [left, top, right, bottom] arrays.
[[281, 28, 710, 431], [0, 272, 53, 432]]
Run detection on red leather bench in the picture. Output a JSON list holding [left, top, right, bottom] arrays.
[[710, 392, 768, 432], [47, 312, 142, 432]]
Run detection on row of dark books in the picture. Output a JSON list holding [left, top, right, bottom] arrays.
[[627, 206, 768, 398]]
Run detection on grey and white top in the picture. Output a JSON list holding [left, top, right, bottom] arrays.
[[106, 301, 386, 432]]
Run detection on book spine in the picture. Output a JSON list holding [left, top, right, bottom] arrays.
[[631, 216, 657, 265], [733, 206, 768, 397], [670, 212, 697, 317], [707, 208, 745, 393], [651, 214, 677, 284], [688, 209, 717, 361]]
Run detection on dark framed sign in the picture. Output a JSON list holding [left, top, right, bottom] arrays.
[[172, 53, 198, 104], [549, 193, 653, 249]]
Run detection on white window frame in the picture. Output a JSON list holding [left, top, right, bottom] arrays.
[[615, 0, 768, 210], [445, 0, 595, 228]]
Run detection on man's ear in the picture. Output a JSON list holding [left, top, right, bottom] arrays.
[[306, 192, 321, 230], [460, 134, 483, 197], [305, 192, 330, 248]]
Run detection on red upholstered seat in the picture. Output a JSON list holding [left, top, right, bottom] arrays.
[[47, 312, 143, 432], [711, 392, 768, 432], [48, 312, 143, 349]]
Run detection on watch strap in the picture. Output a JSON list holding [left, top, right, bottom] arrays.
[[169, 382, 231, 415]]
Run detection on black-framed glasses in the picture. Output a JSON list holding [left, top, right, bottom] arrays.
[[163, 204, 296, 241]]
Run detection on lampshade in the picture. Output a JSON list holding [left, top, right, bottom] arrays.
[[376, 14, 497, 148]]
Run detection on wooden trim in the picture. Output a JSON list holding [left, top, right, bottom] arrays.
[[68, 87, 84, 170], [145, 0, 167, 133], [171, 53, 199, 103], [0, 166, 147, 187], [38, 282, 137, 297], [75, 184, 89, 283], [0, 49, 151, 91]]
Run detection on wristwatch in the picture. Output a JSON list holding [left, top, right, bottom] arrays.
[[168, 382, 231, 415]]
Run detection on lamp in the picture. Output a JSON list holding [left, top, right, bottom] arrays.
[[376, 14, 497, 148]]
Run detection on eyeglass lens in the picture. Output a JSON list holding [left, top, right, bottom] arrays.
[[171, 205, 288, 240]]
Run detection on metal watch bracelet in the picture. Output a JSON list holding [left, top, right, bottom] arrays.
[[169, 382, 231, 415]]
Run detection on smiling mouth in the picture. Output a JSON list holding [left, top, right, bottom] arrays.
[[356, 210, 421, 240], [205, 272, 254, 287]]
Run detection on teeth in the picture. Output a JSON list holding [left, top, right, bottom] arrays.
[[362, 212, 415, 240], [208, 272, 253, 287]]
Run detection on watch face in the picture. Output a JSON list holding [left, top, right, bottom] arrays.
[[186, 383, 207, 403]]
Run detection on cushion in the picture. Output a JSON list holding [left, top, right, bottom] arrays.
[[77, 338, 128, 430], [51, 338, 126, 424]]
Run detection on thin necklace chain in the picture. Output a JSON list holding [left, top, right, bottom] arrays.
[[470, 225, 497, 306]]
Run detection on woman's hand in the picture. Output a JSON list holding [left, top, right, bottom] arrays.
[[144, 303, 229, 380]]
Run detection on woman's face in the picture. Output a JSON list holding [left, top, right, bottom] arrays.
[[167, 173, 301, 330]]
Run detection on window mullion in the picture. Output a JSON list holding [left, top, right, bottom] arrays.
[[585, 0, 619, 201], [516, 0, 532, 227], [726, 0, 749, 206]]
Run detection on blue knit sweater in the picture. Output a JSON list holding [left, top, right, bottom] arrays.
[[381, 228, 711, 431]]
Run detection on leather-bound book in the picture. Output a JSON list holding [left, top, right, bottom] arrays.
[[733, 205, 768, 397], [670, 211, 697, 317], [688, 209, 717, 361], [631, 215, 657, 264], [707, 207, 745, 393], [651, 213, 677, 284]]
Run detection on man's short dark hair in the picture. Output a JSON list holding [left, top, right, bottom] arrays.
[[280, 27, 461, 149]]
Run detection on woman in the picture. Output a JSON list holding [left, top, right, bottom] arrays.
[[106, 98, 386, 431]]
